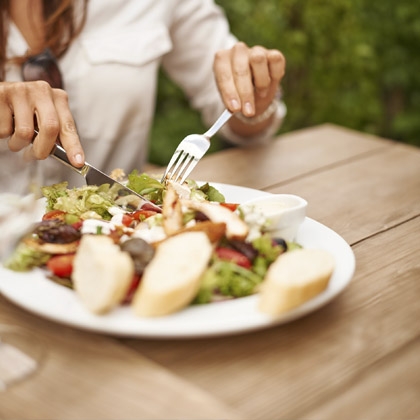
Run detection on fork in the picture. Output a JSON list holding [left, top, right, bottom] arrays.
[[161, 109, 233, 184]]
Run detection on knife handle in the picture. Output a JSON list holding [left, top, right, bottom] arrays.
[[33, 129, 88, 177], [50, 144, 89, 177]]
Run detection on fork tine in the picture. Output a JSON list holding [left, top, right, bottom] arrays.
[[161, 150, 192, 183], [173, 154, 197, 184], [161, 150, 183, 182], [178, 158, 199, 184], [170, 153, 195, 183], [162, 109, 233, 184]]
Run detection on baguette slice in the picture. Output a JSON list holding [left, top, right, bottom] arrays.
[[132, 231, 213, 317], [72, 235, 134, 314], [258, 248, 335, 316]]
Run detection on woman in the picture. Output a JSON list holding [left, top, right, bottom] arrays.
[[0, 0, 286, 187]]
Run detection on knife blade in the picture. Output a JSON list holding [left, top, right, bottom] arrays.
[[50, 143, 162, 212]]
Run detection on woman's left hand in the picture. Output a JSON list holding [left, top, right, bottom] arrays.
[[213, 42, 286, 118]]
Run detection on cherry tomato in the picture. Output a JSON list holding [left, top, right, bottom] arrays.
[[46, 254, 75, 278], [123, 275, 141, 304], [215, 247, 252, 269], [132, 209, 158, 221], [71, 220, 83, 231], [121, 214, 135, 227], [42, 210, 66, 221], [220, 203, 239, 212]]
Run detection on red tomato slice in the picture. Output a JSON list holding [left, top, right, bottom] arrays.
[[123, 275, 141, 304], [42, 210, 66, 221], [46, 254, 75, 278], [215, 247, 252, 269], [71, 220, 83, 230], [121, 214, 135, 227], [132, 209, 158, 221], [220, 203, 239, 212]]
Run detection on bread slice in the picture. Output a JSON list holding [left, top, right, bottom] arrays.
[[258, 248, 335, 316], [72, 235, 134, 314], [132, 231, 213, 317]]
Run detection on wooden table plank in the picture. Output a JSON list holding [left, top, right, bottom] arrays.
[[0, 298, 241, 420], [265, 142, 420, 245], [124, 216, 420, 419], [191, 124, 392, 189], [305, 337, 420, 420]]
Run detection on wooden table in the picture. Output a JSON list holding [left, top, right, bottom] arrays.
[[1, 124, 419, 420]]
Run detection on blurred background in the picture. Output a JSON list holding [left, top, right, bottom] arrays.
[[149, 0, 420, 166]]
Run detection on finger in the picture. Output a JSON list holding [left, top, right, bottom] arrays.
[[8, 99, 36, 153], [249, 46, 271, 98], [213, 49, 242, 113], [22, 144, 37, 162], [8, 81, 57, 156], [0, 103, 14, 140], [28, 82, 61, 159], [52, 89, 84, 167], [267, 50, 286, 82], [231, 42, 255, 116]]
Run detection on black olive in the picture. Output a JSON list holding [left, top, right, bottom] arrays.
[[120, 238, 155, 275], [273, 237, 288, 251], [228, 239, 259, 261], [34, 220, 81, 244]]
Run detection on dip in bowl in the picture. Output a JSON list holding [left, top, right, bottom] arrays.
[[239, 194, 308, 242]]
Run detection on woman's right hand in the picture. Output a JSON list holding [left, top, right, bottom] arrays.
[[0, 81, 85, 167]]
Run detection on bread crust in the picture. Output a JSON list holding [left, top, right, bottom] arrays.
[[132, 231, 213, 317], [258, 248, 335, 315]]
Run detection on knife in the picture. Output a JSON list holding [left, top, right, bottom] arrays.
[[49, 143, 162, 212]]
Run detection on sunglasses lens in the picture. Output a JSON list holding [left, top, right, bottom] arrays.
[[21, 51, 63, 89]]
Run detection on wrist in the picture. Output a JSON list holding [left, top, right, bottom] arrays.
[[234, 99, 279, 125]]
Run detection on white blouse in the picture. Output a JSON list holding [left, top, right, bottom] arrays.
[[2, 0, 284, 188]]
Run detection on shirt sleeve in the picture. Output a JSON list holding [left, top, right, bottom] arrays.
[[161, 0, 285, 146]]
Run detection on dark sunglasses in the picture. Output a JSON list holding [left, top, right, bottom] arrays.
[[21, 48, 64, 89]]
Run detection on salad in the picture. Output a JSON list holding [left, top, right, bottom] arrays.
[[4, 171, 303, 316]]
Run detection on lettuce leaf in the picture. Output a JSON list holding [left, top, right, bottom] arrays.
[[41, 183, 116, 220]]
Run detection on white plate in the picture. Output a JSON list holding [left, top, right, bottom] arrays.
[[0, 183, 355, 339]]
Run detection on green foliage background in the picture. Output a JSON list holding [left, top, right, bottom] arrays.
[[149, 0, 420, 165]]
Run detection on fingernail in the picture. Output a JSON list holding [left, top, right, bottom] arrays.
[[230, 99, 240, 111], [244, 102, 254, 116], [74, 153, 84, 165]]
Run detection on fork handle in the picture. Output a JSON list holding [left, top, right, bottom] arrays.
[[203, 109, 233, 139]]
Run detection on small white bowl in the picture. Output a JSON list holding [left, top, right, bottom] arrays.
[[240, 194, 308, 242]]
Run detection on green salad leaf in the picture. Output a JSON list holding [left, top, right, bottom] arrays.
[[127, 171, 165, 204], [41, 182, 117, 220], [4, 242, 51, 272]]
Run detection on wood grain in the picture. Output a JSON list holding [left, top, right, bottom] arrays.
[[191, 124, 392, 189], [266, 141, 420, 245], [0, 298, 241, 420]]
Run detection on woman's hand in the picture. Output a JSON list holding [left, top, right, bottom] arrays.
[[0, 81, 84, 166], [213, 42, 286, 133]]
